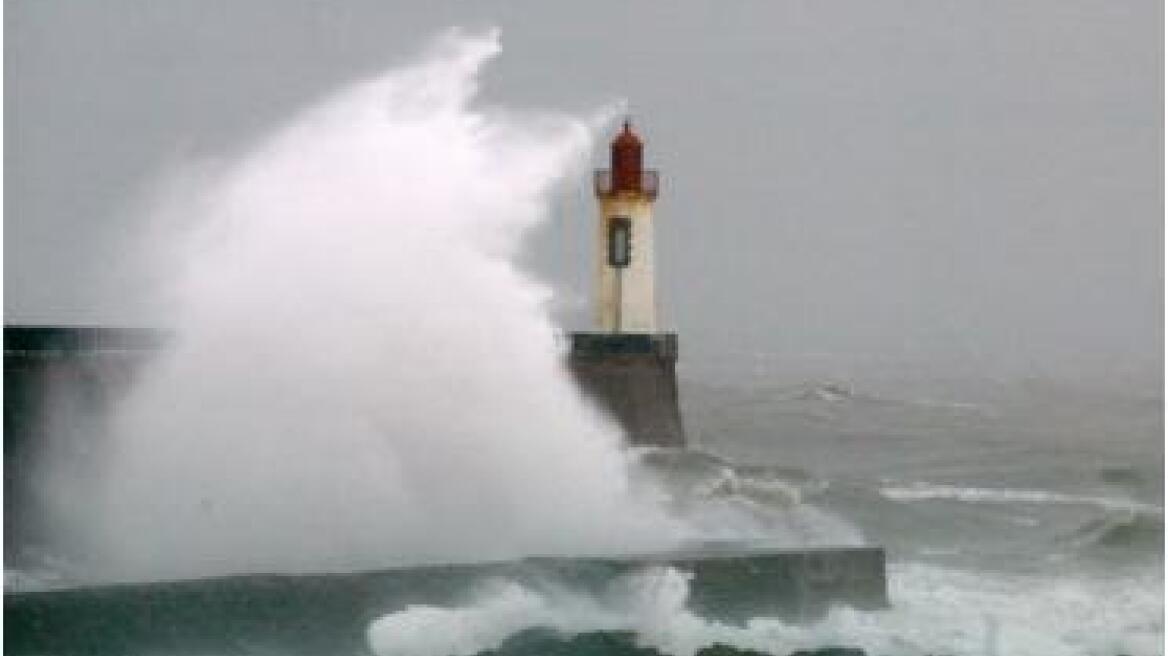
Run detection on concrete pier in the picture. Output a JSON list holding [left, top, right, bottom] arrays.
[[4, 547, 887, 655]]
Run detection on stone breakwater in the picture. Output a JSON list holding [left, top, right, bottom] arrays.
[[5, 549, 886, 656]]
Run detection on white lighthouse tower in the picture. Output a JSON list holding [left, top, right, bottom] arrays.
[[567, 120, 685, 447], [593, 120, 659, 333]]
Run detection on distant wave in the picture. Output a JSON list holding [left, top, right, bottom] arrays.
[[788, 382, 864, 403], [1097, 465, 1150, 486], [1065, 510, 1165, 551], [775, 381, 986, 413], [879, 482, 1162, 514]]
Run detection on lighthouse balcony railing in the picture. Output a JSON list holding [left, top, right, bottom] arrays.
[[594, 170, 659, 199]]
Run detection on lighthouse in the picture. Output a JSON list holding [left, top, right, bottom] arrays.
[[593, 120, 659, 333], [568, 120, 686, 448]]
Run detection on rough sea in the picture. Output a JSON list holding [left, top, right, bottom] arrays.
[[6, 354, 1162, 656]]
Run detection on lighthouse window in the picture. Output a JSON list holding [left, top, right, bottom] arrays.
[[608, 217, 631, 268]]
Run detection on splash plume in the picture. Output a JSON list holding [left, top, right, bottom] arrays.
[[81, 28, 679, 581]]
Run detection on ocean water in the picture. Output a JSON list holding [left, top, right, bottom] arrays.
[[671, 362, 1162, 656], [361, 365, 1163, 656], [8, 363, 1162, 656]]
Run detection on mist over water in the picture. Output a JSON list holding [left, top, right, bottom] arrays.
[[74, 29, 683, 581]]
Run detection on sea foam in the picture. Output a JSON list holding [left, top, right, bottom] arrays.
[[367, 563, 1163, 656]]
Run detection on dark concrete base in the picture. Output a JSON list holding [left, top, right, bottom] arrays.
[[567, 332, 687, 447], [4, 547, 887, 655], [5, 326, 160, 559]]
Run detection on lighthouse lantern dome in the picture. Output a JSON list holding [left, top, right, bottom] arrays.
[[610, 120, 644, 192]]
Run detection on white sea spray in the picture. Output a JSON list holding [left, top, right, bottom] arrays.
[[71, 28, 685, 581]]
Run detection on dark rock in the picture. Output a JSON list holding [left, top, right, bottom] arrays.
[[696, 642, 774, 656], [476, 629, 667, 656], [696, 644, 871, 656], [789, 648, 867, 656]]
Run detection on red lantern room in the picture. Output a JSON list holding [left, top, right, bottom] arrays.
[[610, 120, 643, 192], [594, 119, 659, 200]]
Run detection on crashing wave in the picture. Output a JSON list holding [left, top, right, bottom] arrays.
[[1063, 509, 1165, 552], [879, 482, 1162, 514], [628, 448, 864, 548], [368, 562, 1163, 656]]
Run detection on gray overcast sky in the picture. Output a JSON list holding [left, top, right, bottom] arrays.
[[6, 1, 1162, 383]]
